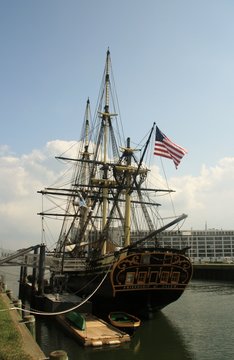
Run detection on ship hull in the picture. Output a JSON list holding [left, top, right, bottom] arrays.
[[65, 249, 193, 319]]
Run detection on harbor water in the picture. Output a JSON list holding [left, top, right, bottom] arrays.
[[1, 266, 233, 360]]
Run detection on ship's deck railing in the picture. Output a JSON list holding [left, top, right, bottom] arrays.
[[59, 258, 87, 272], [46, 256, 87, 272], [23, 254, 87, 272]]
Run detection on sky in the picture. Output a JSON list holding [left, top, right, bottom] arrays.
[[1, 0, 234, 250]]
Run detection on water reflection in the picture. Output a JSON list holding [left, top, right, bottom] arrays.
[[1, 268, 234, 360], [36, 311, 193, 360]]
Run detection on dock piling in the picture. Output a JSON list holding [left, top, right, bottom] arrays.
[[49, 350, 68, 359], [13, 298, 22, 318], [32, 246, 39, 292], [6, 289, 13, 300], [24, 315, 36, 339], [38, 244, 46, 296]]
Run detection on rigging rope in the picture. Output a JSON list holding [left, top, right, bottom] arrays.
[[159, 157, 183, 232]]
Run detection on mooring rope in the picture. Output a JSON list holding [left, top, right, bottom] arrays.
[[0, 261, 113, 316]]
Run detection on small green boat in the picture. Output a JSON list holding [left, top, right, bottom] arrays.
[[65, 311, 86, 331]]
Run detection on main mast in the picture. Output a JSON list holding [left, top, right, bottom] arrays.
[[96, 50, 119, 255], [97, 50, 152, 249], [101, 50, 110, 255]]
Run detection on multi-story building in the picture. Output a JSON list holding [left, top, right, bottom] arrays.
[[159, 229, 234, 262]]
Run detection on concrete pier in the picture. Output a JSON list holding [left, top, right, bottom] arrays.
[[192, 263, 234, 281], [0, 292, 46, 359]]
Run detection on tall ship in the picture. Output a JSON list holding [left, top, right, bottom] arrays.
[[38, 50, 192, 319]]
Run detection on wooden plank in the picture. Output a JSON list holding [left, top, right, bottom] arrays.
[[56, 313, 130, 347]]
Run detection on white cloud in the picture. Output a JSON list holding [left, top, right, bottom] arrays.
[[0, 140, 77, 250], [171, 158, 234, 230], [0, 142, 234, 250]]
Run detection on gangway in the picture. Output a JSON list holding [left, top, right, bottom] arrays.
[[0, 245, 40, 266]]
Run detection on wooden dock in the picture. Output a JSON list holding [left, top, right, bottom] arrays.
[[56, 313, 131, 347]]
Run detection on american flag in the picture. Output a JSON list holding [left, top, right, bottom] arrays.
[[154, 126, 187, 168]]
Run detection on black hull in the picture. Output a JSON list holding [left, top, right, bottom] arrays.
[[63, 249, 193, 319], [68, 275, 187, 319]]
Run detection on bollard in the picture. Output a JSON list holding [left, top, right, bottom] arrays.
[[2, 282, 7, 292], [6, 289, 13, 300], [0, 275, 3, 292], [24, 315, 36, 339], [0, 275, 7, 292], [13, 299, 22, 318], [49, 350, 68, 359]]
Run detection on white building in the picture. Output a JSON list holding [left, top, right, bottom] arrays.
[[159, 229, 234, 262]]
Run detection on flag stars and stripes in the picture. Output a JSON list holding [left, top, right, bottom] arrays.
[[154, 126, 187, 168]]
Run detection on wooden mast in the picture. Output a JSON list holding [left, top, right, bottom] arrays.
[[101, 50, 110, 255], [78, 99, 91, 233], [98, 49, 121, 255], [123, 138, 132, 247]]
